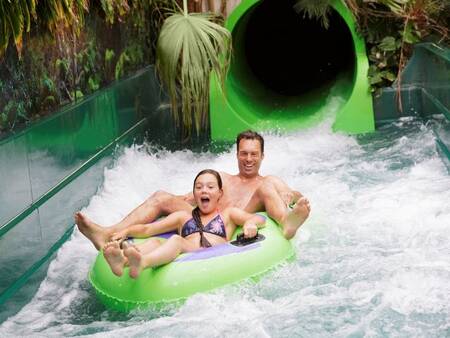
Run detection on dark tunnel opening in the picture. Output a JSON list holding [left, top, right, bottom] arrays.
[[209, 0, 375, 139], [239, 0, 355, 96]]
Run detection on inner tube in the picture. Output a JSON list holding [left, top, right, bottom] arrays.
[[89, 212, 294, 311]]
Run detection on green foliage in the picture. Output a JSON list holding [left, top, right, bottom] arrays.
[[356, 0, 449, 95], [0, 0, 158, 134], [2, 0, 449, 135], [100, 0, 130, 24], [0, 56, 34, 131], [72, 90, 84, 100], [156, 4, 231, 137], [295, 0, 450, 95], [294, 0, 333, 29], [368, 36, 400, 91], [75, 41, 103, 95], [115, 45, 144, 80], [2, 0, 90, 61], [105, 49, 115, 63], [0, 0, 36, 56]]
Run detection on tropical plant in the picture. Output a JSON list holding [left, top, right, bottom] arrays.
[[156, 0, 231, 138], [361, 0, 448, 105], [294, 0, 449, 99], [0, 0, 92, 59], [100, 0, 130, 24], [294, 0, 332, 29], [0, 0, 162, 134], [36, 0, 89, 36], [0, 0, 37, 56], [2, 0, 229, 137], [0, 0, 132, 58]]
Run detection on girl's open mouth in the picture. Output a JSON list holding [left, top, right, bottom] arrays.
[[200, 196, 210, 207]]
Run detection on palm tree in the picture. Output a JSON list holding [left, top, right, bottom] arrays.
[[156, 0, 231, 138]]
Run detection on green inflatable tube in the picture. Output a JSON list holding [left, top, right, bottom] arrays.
[[210, 0, 375, 141], [89, 213, 294, 311]]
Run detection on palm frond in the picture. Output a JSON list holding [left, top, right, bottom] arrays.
[[0, 0, 36, 56], [376, 0, 410, 14], [156, 9, 231, 136], [294, 0, 333, 29]]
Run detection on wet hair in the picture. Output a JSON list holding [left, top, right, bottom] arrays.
[[191, 169, 222, 248], [236, 130, 264, 153]]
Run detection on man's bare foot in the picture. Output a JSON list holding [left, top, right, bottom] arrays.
[[103, 241, 126, 277], [282, 197, 311, 240], [74, 212, 111, 250], [123, 242, 143, 279]]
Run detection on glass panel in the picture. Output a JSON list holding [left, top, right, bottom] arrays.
[[0, 135, 32, 226], [24, 109, 78, 198], [71, 92, 119, 156], [0, 258, 51, 323], [0, 211, 41, 295], [38, 156, 112, 246]]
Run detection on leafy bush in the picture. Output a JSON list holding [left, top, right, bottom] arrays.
[[295, 0, 450, 96], [0, 1, 169, 134]]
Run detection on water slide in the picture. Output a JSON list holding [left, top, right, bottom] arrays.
[[1, 0, 449, 327], [210, 0, 375, 141]]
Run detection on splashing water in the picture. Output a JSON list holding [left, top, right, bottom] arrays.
[[1, 117, 449, 337]]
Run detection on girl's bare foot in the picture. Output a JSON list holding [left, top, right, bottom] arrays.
[[74, 212, 111, 250], [282, 197, 311, 239], [123, 242, 143, 279], [103, 241, 126, 277]]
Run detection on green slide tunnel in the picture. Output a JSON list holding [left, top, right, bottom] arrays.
[[210, 0, 375, 141]]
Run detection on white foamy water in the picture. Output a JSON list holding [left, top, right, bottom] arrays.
[[1, 117, 449, 337]]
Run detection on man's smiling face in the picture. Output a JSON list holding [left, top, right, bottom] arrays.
[[237, 138, 264, 178]]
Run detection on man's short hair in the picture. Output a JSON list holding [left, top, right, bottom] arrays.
[[236, 130, 264, 153]]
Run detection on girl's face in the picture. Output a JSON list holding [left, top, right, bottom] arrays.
[[193, 173, 223, 214]]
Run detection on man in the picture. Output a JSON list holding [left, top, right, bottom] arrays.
[[76, 130, 310, 250]]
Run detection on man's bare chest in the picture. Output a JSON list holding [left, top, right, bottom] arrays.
[[222, 178, 263, 203]]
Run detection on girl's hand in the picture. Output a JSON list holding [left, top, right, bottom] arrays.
[[243, 223, 258, 238]]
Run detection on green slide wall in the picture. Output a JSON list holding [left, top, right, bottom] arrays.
[[210, 0, 375, 141]]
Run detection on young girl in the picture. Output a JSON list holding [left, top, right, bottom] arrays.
[[102, 169, 266, 279]]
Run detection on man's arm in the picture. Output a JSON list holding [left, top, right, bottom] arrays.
[[179, 192, 195, 205]]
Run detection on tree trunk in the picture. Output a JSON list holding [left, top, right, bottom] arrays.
[[220, 0, 227, 17], [207, 0, 215, 12], [187, 0, 195, 13], [188, 0, 203, 13]]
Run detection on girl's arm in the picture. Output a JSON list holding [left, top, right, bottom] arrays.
[[226, 208, 266, 239], [111, 211, 186, 240]]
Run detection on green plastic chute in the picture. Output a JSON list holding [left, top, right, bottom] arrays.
[[210, 0, 375, 141]]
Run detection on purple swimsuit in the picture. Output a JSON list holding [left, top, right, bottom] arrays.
[[181, 214, 227, 238]]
